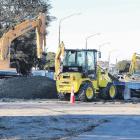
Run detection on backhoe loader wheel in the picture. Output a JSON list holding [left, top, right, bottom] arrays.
[[108, 84, 118, 99], [78, 83, 95, 102]]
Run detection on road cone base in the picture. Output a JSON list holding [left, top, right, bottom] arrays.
[[70, 95, 75, 104]]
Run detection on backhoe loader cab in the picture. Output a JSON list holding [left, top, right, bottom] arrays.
[[62, 49, 97, 79]]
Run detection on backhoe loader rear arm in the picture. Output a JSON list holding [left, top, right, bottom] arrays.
[[55, 41, 65, 78]]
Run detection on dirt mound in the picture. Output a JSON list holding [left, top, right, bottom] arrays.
[[0, 76, 57, 99]]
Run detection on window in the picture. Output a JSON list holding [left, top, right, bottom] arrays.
[[63, 50, 97, 74], [63, 51, 76, 66], [87, 51, 96, 71], [77, 51, 85, 68], [63, 50, 86, 68]]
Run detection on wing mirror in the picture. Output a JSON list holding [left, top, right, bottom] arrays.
[[98, 51, 101, 58]]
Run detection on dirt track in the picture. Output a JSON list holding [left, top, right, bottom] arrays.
[[1, 99, 140, 116]]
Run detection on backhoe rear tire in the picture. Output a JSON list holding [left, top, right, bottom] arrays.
[[108, 84, 118, 99], [78, 82, 95, 102]]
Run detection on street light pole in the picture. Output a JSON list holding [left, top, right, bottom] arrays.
[[98, 42, 110, 51], [108, 49, 117, 69], [85, 33, 100, 49], [58, 13, 81, 45], [58, 22, 61, 45]]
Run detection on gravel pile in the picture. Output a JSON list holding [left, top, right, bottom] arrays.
[[0, 76, 57, 99]]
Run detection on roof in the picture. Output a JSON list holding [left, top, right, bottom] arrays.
[[65, 49, 98, 52]]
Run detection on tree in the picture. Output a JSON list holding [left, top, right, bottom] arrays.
[[0, 0, 54, 30], [116, 60, 130, 73], [45, 52, 55, 70], [0, 0, 55, 75]]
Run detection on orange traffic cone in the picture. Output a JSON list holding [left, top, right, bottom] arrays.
[[70, 85, 75, 104]]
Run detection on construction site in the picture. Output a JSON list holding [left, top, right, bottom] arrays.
[[0, 0, 140, 140]]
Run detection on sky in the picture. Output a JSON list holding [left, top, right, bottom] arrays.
[[47, 0, 140, 64]]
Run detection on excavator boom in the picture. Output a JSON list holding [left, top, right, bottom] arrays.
[[0, 13, 46, 70]]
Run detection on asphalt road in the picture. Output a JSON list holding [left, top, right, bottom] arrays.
[[72, 115, 140, 140], [0, 99, 140, 140]]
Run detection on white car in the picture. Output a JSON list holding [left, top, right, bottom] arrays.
[[117, 74, 124, 81]]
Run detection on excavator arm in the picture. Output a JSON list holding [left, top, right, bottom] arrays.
[[129, 53, 140, 75], [0, 12, 46, 69]]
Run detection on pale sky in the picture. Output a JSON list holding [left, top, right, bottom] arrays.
[[47, 0, 140, 64]]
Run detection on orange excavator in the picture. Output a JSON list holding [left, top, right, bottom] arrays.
[[0, 13, 46, 74]]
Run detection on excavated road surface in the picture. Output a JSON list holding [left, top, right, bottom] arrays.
[[0, 100, 140, 140]]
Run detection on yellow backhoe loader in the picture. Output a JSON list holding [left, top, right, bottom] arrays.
[[55, 42, 119, 101], [0, 13, 46, 72]]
